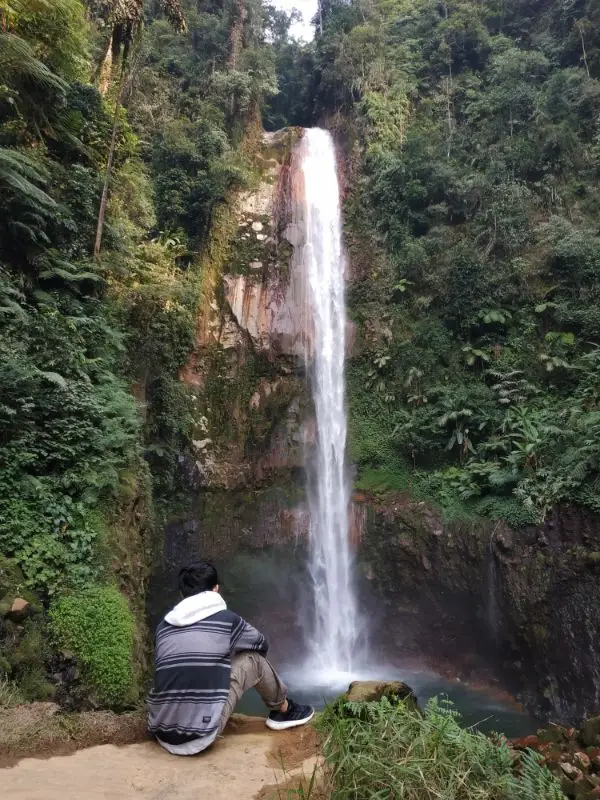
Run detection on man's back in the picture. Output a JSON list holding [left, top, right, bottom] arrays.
[[147, 562, 313, 756], [147, 594, 266, 754]]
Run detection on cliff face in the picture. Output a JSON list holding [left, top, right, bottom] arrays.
[[179, 128, 311, 493], [151, 130, 313, 611], [358, 496, 600, 724]]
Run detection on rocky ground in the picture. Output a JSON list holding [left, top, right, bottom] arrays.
[[510, 716, 600, 799], [0, 708, 319, 800]]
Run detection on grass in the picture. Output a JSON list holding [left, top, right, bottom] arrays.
[[0, 676, 25, 708], [316, 696, 564, 800], [0, 703, 146, 765], [354, 465, 410, 494]]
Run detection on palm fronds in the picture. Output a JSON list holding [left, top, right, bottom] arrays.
[[0, 149, 57, 210], [0, 31, 66, 93]]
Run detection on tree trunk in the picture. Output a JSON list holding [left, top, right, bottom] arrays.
[[93, 48, 128, 261], [578, 22, 590, 79]]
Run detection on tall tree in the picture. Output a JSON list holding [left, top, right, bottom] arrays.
[[89, 0, 187, 259]]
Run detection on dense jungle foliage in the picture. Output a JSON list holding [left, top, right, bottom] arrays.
[[318, 696, 564, 799], [0, 0, 278, 704], [290, 0, 600, 526], [2, 0, 600, 708]]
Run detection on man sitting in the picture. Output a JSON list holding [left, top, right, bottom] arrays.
[[147, 561, 314, 755]]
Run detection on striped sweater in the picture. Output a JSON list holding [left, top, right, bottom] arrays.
[[146, 591, 267, 753]]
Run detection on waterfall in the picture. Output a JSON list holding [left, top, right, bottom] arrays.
[[297, 128, 362, 680]]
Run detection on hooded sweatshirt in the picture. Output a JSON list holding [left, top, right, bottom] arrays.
[[146, 591, 268, 755]]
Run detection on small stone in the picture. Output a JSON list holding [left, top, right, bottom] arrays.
[[251, 221, 263, 232], [249, 392, 261, 410], [513, 734, 540, 750], [256, 233, 266, 241], [7, 597, 30, 622], [575, 752, 592, 771], [249, 261, 262, 270], [561, 762, 584, 782], [422, 555, 431, 571]]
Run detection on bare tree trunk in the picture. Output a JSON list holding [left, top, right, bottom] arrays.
[[227, 0, 247, 116], [442, 3, 453, 159], [93, 50, 128, 261], [578, 22, 590, 78], [228, 0, 247, 68]]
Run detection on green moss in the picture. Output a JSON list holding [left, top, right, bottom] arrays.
[[50, 585, 136, 707], [355, 466, 410, 494]]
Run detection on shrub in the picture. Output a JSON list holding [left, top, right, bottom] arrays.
[[50, 585, 136, 707], [318, 696, 563, 800]]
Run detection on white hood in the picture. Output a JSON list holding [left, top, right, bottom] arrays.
[[164, 591, 227, 627]]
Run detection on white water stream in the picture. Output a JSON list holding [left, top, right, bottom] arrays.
[[297, 128, 362, 683]]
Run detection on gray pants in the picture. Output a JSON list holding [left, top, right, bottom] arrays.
[[219, 652, 288, 733]]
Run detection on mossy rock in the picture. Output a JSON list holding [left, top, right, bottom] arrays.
[[49, 585, 137, 708], [347, 680, 418, 706], [582, 716, 600, 747], [0, 554, 42, 615], [329, 680, 420, 720], [0, 556, 49, 700]]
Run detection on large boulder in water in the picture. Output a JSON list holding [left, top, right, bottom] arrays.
[[335, 680, 419, 718]]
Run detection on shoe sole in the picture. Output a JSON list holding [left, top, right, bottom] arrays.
[[265, 710, 315, 731]]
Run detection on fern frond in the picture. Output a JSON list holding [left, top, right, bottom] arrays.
[[0, 32, 66, 93]]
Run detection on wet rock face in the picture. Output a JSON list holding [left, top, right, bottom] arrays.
[[179, 128, 311, 492], [223, 272, 306, 359], [359, 498, 600, 725], [153, 130, 316, 635]]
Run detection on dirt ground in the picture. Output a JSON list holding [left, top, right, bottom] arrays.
[[0, 709, 321, 800]]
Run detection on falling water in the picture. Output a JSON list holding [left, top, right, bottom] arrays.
[[297, 128, 362, 681]]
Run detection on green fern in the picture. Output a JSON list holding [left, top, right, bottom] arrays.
[[0, 150, 57, 211], [516, 750, 564, 800]]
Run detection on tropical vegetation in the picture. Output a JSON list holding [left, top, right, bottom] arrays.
[[288, 0, 600, 526], [0, 0, 277, 703]]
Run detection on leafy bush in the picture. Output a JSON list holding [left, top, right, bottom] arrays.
[[318, 696, 563, 800], [50, 586, 136, 706]]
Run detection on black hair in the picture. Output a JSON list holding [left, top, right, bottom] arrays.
[[178, 562, 219, 597]]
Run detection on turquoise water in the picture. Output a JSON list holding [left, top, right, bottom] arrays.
[[236, 664, 538, 738]]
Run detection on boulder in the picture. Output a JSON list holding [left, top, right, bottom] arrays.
[[345, 680, 419, 713], [583, 717, 600, 748], [560, 763, 583, 780], [560, 761, 585, 795], [575, 751, 592, 771], [7, 597, 30, 622]]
